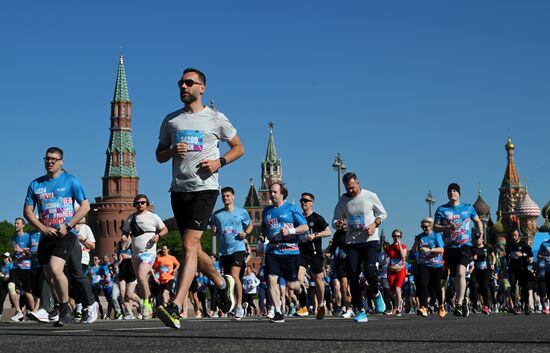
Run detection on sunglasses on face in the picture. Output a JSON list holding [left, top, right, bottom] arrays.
[[133, 201, 147, 206], [177, 79, 203, 87], [421, 225, 430, 229], [300, 199, 313, 203], [44, 157, 62, 163]]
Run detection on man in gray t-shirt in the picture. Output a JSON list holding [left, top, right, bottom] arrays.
[[155, 68, 244, 329]]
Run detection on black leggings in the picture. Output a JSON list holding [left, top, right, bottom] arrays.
[[508, 266, 522, 303], [344, 241, 379, 311], [474, 269, 491, 307], [416, 265, 443, 308]]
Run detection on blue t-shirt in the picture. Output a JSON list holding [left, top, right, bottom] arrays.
[[24, 172, 87, 235], [416, 232, 444, 268], [88, 265, 102, 286], [211, 207, 251, 256], [12, 233, 32, 270], [30, 232, 42, 269], [1, 261, 13, 279], [538, 240, 550, 272], [262, 202, 307, 255], [434, 202, 478, 248]]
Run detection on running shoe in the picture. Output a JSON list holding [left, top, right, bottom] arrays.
[[115, 311, 123, 320], [155, 303, 182, 329], [512, 307, 522, 315], [395, 310, 402, 317], [28, 308, 50, 323], [438, 305, 447, 318], [123, 314, 136, 320], [354, 311, 368, 323], [482, 306, 490, 315], [54, 305, 74, 327], [270, 311, 285, 323], [234, 305, 245, 320], [453, 306, 463, 317], [49, 306, 60, 322], [375, 291, 386, 313], [84, 302, 99, 324], [418, 306, 428, 317], [342, 310, 355, 318], [462, 301, 470, 317], [74, 311, 82, 323], [332, 306, 343, 317], [296, 306, 308, 317], [142, 300, 153, 320], [11, 311, 24, 322], [267, 306, 275, 319], [217, 275, 236, 314], [194, 310, 202, 319], [543, 306, 550, 315], [243, 302, 249, 316], [289, 304, 296, 316], [316, 306, 325, 320]]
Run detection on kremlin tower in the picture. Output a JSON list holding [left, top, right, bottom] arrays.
[[88, 54, 140, 258]]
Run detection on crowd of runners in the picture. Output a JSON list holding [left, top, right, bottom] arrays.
[[2, 68, 549, 329]]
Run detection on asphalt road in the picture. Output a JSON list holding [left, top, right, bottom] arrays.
[[1, 313, 549, 353]]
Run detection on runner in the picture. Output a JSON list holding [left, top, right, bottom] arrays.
[[211, 186, 253, 320], [262, 182, 309, 323], [385, 229, 407, 316], [433, 183, 483, 317], [412, 217, 445, 318], [333, 172, 388, 323], [155, 67, 244, 329], [472, 234, 495, 315], [297, 192, 331, 319], [23, 147, 97, 326], [122, 194, 168, 320]]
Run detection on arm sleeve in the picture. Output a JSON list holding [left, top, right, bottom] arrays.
[[371, 193, 388, 222]]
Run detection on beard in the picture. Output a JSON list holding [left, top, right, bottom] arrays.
[[181, 91, 198, 105]]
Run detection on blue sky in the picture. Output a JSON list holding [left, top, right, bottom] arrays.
[[1, 0, 549, 244]]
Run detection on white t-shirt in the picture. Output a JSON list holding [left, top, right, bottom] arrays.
[[158, 106, 237, 192], [122, 211, 166, 255], [333, 189, 388, 244], [77, 224, 96, 265]]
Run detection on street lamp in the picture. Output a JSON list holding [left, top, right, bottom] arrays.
[[425, 190, 435, 217], [332, 153, 347, 199]]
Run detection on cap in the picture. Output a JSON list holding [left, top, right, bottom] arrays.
[[447, 183, 461, 195], [2, 252, 10, 257]]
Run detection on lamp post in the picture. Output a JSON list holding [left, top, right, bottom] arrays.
[[332, 153, 346, 199], [425, 190, 435, 217]]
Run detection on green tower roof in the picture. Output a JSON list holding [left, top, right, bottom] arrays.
[[113, 54, 130, 102]]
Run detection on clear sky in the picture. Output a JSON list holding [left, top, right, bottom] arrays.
[[1, 0, 549, 245]]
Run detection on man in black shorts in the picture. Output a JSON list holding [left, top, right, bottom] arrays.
[[211, 187, 253, 320], [155, 68, 244, 329], [23, 147, 97, 326], [297, 192, 330, 319]]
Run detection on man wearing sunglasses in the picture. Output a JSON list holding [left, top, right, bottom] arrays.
[[433, 183, 483, 318], [333, 172, 388, 323], [156, 68, 244, 329], [23, 147, 98, 326], [297, 193, 331, 319]]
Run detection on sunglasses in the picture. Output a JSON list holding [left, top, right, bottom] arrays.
[[421, 225, 430, 229], [43, 157, 62, 163], [133, 201, 147, 206], [177, 79, 203, 87], [300, 199, 313, 203]]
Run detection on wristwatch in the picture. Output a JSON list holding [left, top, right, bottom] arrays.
[[65, 223, 73, 231], [219, 157, 227, 167]]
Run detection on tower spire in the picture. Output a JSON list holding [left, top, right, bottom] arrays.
[[265, 121, 278, 163], [113, 53, 130, 102]]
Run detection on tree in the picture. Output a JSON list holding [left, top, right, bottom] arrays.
[[157, 228, 214, 259]]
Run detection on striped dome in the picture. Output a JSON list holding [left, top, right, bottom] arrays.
[[515, 193, 541, 218], [473, 195, 490, 215]]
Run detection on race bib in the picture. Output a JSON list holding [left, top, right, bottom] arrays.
[[40, 197, 74, 227], [177, 130, 204, 151], [347, 215, 366, 230]]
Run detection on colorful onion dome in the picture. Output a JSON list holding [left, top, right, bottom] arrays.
[[515, 192, 541, 218]]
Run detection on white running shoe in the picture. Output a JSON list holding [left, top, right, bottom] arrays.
[[84, 302, 99, 324], [28, 308, 50, 323], [11, 311, 24, 322], [342, 310, 355, 319], [267, 306, 275, 319], [235, 305, 245, 320]]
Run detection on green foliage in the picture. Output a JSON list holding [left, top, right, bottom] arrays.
[[0, 221, 13, 255], [157, 228, 214, 259]]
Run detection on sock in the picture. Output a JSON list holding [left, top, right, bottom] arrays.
[[298, 285, 307, 307]]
